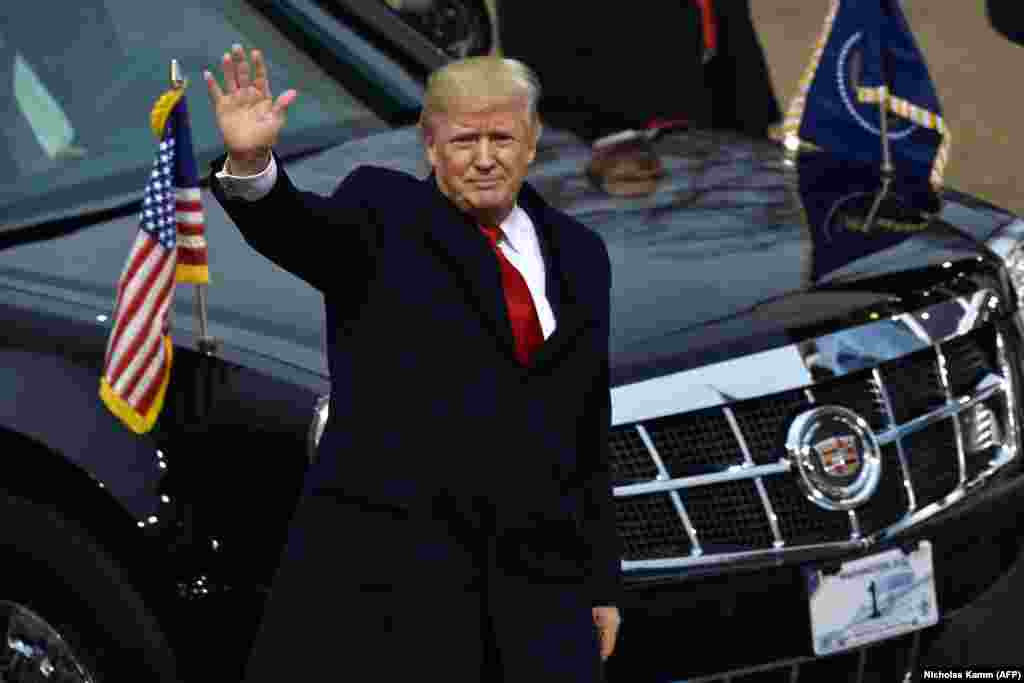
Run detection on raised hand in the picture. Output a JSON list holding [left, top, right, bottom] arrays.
[[204, 44, 298, 176]]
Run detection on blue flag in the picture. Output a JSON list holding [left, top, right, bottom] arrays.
[[782, 0, 951, 187], [794, 152, 938, 284]]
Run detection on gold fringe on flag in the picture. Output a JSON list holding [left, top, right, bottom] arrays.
[[150, 86, 186, 138], [98, 337, 174, 434], [856, 85, 952, 187], [781, 0, 841, 146]]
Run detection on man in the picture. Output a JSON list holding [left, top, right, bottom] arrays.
[[204, 46, 621, 681]]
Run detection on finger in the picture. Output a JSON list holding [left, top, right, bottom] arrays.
[[221, 52, 237, 94], [232, 44, 251, 90], [251, 49, 271, 96], [599, 627, 613, 660], [271, 89, 298, 118], [203, 70, 224, 104]]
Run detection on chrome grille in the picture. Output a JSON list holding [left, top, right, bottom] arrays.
[[681, 480, 776, 551], [616, 494, 692, 561], [648, 409, 745, 473], [608, 428, 659, 485], [902, 420, 960, 508], [850, 444, 910, 536], [612, 321, 1019, 571]]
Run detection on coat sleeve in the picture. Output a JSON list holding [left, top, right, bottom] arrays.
[[208, 153, 376, 292], [579, 235, 623, 607]]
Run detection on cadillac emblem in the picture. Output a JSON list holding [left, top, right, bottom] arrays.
[[815, 435, 861, 477], [785, 405, 883, 511]]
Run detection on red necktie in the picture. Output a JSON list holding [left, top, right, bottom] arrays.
[[480, 225, 544, 366]]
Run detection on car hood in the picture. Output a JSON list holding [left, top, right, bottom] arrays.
[[0, 127, 1015, 395]]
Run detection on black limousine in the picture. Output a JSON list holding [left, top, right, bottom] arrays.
[[2, 1, 1023, 682]]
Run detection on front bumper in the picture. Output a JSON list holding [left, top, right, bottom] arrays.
[[605, 466, 1024, 682]]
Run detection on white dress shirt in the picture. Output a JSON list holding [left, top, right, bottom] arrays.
[[216, 158, 557, 339]]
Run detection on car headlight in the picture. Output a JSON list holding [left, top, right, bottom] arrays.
[[986, 218, 1024, 310]]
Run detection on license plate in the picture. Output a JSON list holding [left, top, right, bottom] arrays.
[[805, 540, 939, 656]]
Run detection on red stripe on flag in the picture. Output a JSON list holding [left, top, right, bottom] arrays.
[[176, 221, 206, 236], [107, 252, 174, 385], [104, 238, 160, 370], [176, 249, 208, 266], [111, 269, 175, 400], [135, 343, 171, 416], [176, 199, 202, 212], [121, 314, 170, 406]]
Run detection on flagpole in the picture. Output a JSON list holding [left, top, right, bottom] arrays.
[[878, 87, 895, 176], [170, 59, 216, 356]]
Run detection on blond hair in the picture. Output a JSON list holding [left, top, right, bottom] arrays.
[[419, 56, 542, 138]]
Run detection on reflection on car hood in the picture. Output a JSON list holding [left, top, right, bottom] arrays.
[[0, 127, 1015, 389]]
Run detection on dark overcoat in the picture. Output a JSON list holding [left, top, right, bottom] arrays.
[[209, 158, 622, 682]]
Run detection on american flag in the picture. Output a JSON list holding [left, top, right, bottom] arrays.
[[99, 88, 208, 434]]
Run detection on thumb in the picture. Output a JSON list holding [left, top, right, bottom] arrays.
[[271, 89, 298, 118], [599, 626, 612, 660]]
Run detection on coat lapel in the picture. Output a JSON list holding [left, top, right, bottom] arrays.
[[419, 174, 518, 360], [517, 182, 597, 372], [418, 175, 597, 370]]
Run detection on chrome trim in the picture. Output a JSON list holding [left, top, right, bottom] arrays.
[[988, 444, 1017, 472], [874, 487, 969, 542], [724, 406, 784, 548], [0, 601, 97, 683], [872, 368, 917, 512], [623, 437, 1018, 571], [935, 344, 968, 487], [635, 424, 702, 556], [872, 376, 1006, 447], [848, 510, 861, 540], [618, 320, 1023, 573], [785, 406, 883, 511], [996, 329, 1021, 466], [308, 394, 330, 464], [986, 217, 1024, 261], [615, 376, 1007, 500], [611, 289, 1002, 426], [613, 461, 792, 497], [621, 537, 871, 571]]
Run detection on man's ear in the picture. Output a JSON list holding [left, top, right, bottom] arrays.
[[419, 117, 438, 168], [526, 121, 543, 165]]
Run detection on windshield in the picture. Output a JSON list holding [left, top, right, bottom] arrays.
[[0, 0, 390, 229]]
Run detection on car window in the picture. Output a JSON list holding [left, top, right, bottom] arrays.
[[0, 0, 390, 229]]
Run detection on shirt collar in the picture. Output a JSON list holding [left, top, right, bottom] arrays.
[[496, 204, 532, 254]]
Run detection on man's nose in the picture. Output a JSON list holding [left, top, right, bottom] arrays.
[[473, 139, 496, 168]]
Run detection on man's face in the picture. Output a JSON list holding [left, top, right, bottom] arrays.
[[425, 97, 540, 225]]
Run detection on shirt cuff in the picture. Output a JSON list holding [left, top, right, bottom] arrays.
[[215, 154, 278, 201]]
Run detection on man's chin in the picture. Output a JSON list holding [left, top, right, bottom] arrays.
[[464, 192, 513, 215]]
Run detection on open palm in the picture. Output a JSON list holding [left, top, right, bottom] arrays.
[[204, 45, 297, 172]]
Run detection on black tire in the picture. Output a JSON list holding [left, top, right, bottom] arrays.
[[0, 492, 178, 682]]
